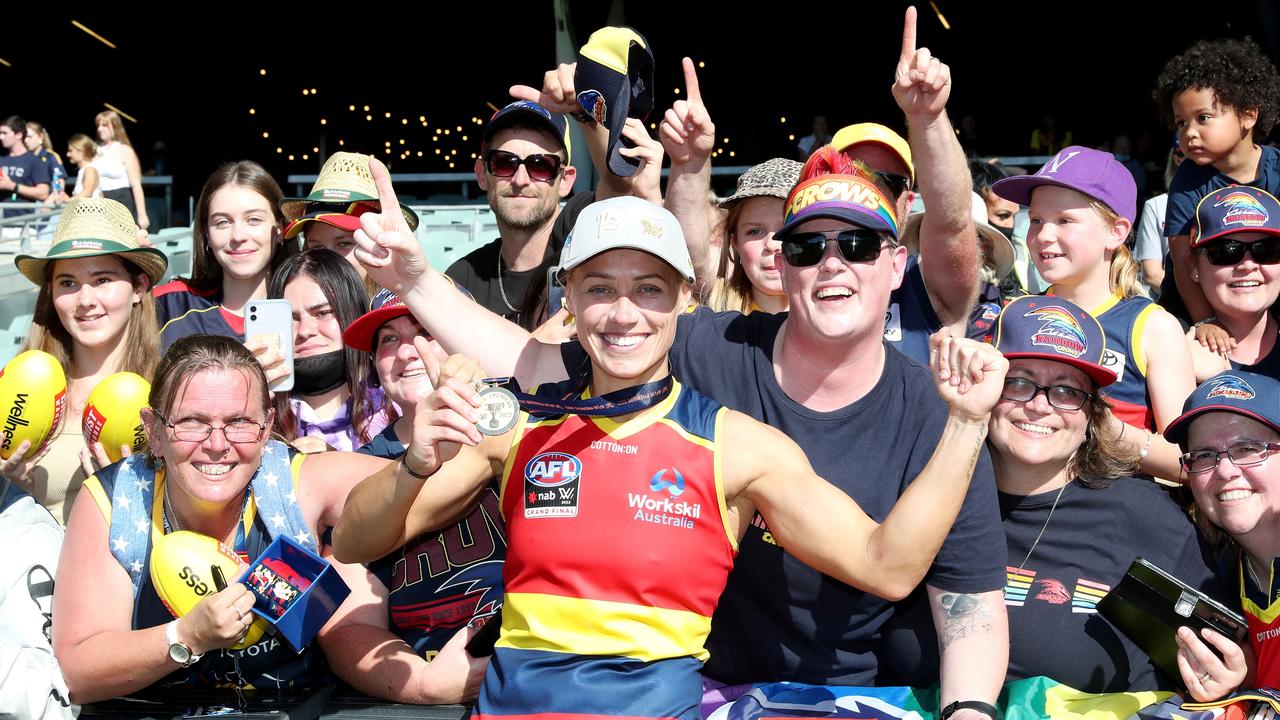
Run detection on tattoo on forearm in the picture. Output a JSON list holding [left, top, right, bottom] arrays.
[[967, 425, 987, 475], [937, 592, 994, 651]]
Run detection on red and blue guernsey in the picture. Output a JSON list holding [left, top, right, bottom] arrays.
[[474, 378, 737, 720], [1241, 555, 1280, 690], [1063, 291, 1158, 431]]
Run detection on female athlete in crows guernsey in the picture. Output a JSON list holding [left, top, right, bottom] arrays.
[[333, 167, 1007, 719]]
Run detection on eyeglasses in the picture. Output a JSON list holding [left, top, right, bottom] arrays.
[[1180, 440, 1280, 474], [153, 410, 270, 444], [1201, 237, 1280, 266], [781, 229, 894, 267], [483, 150, 564, 183], [875, 171, 912, 199], [1000, 377, 1092, 411]]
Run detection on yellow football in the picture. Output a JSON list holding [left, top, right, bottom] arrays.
[[150, 530, 267, 649], [83, 372, 151, 463], [0, 350, 67, 460]]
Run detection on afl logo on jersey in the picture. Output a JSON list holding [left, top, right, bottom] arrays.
[[524, 452, 582, 518], [525, 452, 582, 487]]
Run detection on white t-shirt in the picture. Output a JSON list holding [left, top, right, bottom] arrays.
[[1135, 194, 1169, 262]]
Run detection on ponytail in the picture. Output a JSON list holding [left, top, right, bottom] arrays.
[[1109, 244, 1145, 299], [1088, 198, 1145, 299]]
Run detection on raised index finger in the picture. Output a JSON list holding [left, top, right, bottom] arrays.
[[899, 6, 918, 65], [681, 57, 702, 104], [368, 157, 405, 231]]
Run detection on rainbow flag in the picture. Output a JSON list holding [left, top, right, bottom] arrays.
[[702, 676, 1241, 720]]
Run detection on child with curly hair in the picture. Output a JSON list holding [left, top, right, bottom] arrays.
[[1152, 37, 1280, 348]]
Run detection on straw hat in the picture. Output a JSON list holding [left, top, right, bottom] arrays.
[[280, 152, 419, 230], [15, 197, 167, 286]]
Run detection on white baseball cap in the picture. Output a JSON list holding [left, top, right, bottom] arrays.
[[558, 196, 695, 283]]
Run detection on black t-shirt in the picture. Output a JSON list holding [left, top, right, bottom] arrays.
[[880, 476, 1224, 692], [2, 152, 51, 218], [561, 307, 1006, 685], [446, 192, 593, 329]]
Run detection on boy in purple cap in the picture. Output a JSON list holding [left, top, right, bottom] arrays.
[[1153, 37, 1280, 335], [992, 146, 1195, 483], [1186, 186, 1280, 381]]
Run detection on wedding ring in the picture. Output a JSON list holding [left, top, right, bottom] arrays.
[[1200, 671, 1212, 683]]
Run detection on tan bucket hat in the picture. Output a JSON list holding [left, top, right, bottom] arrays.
[[280, 152, 419, 230], [15, 197, 168, 286]]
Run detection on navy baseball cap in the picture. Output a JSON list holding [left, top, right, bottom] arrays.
[[992, 146, 1137, 224], [1164, 370, 1280, 447], [343, 283, 473, 352], [1190, 186, 1280, 249], [992, 295, 1117, 387], [575, 26, 655, 178], [482, 101, 572, 163]]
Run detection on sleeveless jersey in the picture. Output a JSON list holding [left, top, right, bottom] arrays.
[[1083, 292, 1158, 430], [473, 379, 736, 720], [1241, 554, 1280, 690], [81, 455, 322, 689]]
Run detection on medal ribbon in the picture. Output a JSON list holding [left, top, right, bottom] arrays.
[[497, 375, 674, 419]]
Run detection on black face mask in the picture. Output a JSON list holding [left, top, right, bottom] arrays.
[[293, 350, 346, 396], [996, 224, 1016, 241]]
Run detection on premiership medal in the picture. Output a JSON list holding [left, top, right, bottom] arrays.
[[475, 379, 519, 436]]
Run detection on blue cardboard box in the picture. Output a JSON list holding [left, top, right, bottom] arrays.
[[240, 535, 350, 652]]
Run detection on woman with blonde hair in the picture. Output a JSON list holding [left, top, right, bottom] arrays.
[[59, 134, 102, 201], [0, 197, 166, 523], [23, 120, 67, 195], [94, 110, 148, 230]]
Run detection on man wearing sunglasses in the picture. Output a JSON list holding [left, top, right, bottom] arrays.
[[446, 101, 588, 329], [1186, 186, 1280, 381]]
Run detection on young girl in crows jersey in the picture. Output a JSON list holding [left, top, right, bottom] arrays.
[[993, 147, 1196, 481]]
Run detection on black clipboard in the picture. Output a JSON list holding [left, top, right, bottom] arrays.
[[1097, 557, 1247, 685]]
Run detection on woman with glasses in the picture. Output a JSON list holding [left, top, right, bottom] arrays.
[[885, 295, 1224, 693], [1186, 187, 1280, 381], [52, 334, 389, 702], [1163, 369, 1280, 701]]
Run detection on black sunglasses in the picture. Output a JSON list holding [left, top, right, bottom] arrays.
[[1201, 236, 1280, 266], [781, 229, 894, 267], [874, 171, 911, 198], [484, 150, 564, 183]]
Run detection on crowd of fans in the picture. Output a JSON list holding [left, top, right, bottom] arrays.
[[4, 7, 1280, 720]]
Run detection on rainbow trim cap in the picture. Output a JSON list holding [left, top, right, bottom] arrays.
[[993, 295, 1116, 387], [1190, 186, 1280, 249], [775, 171, 899, 240]]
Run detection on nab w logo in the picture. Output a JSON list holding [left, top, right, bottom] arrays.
[[649, 468, 685, 496], [1040, 150, 1081, 176]]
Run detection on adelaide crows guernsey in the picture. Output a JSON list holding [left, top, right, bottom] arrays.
[[1079, 292, 1158, 430], [1241, 555, 1280, 690], [474, 378, 737, 720]]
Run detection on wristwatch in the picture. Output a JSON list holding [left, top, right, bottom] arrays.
[[165, 620, 203, 667], [940, 700, 998, 720]]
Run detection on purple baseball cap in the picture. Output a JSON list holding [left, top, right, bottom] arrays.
[[991, 146, 1137, 224], [992, 295, 1117, 387], [1164, 370, 1280, 447], [1190, 185, 1280, 249]]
